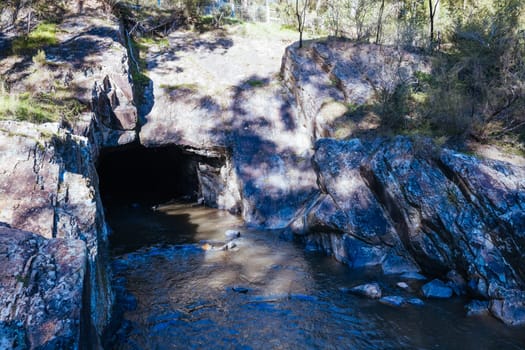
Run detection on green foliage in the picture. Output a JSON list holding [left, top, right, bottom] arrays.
[[127, 36, 151, 106], [246, 79, 266, 87], [0, 88, 85, 124], [414, 71, 433, 86], [136, 36, 169, 48], [376, 83, 411, 131], [31, 49, 47, 66], [211, 3, 235, 28], [424, 0, 525, 139], [196, 14, 241, 31], [0, 92, 57, 123], [12, 22, 58, 54], [160, 83, 198, 91]]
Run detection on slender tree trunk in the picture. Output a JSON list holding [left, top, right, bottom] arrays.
[[376, 0, 385, 44], [428, 0, 433, 42], [296, 0, 307, 48], [428, 0, 439, 43], [11, 0, 22, 26], [296, 0, 302, 47], [242, 0, 248, 20]]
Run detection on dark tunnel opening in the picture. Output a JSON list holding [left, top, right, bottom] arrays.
[[97, 144, 207, 254], [97, 144, 200, 207]]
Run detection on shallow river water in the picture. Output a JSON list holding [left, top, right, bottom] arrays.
[[105, 202, 525, 350]]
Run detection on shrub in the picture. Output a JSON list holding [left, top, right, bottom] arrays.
[[32, 49, 47, 66], [376, 82, 411, 131], [12, 22, 58, 54], [0, 89, 85, 124], [0, 92, 57, 123], [424, 1, 525, 141]]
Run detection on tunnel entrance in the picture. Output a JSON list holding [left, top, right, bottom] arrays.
[[96, 143, 240, 254], [97, 144, 205, 254], [97, 144, 200, 206]]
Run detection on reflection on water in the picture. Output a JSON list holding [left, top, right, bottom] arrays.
[[106, 203, 525, 350]]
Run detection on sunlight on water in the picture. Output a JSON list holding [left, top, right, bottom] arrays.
[[106, 203, 525, 350]]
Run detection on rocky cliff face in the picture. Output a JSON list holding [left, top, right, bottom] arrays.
[[0, 224, 87, 349], [0, 121, 113, 347], [0, 2, 138, 348], [280, 42, 525, 326], [289, 137, 525, 325], [280, 40, 430, 140]]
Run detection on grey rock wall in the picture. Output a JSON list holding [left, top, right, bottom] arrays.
[[0, 224, 87, 348], [0, 121, 113, 346], [0, 9, 135, 347], [294, 137, 525, 325]]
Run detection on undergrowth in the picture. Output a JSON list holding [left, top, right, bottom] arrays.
[[11, 22, 58, 54], [0, 89, 85, 124]]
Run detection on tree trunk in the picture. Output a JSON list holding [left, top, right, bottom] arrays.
[[376, 0, 385, 44], [11, 0, 22, 26], [296, 0, 302, 48], [428, 0, 439, 44]]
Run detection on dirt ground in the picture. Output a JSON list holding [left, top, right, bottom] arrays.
[[142, 22, 299, 110]]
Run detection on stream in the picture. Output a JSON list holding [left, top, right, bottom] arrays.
[[105, 202, 525, 349]]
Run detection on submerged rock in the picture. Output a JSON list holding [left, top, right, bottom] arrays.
[[466, 300, 490, 317], [231, 286, 250, 294], [406, 298, 425, 306], [348, 283, 382, 299], [396, 282, 410, 290], [202, 240, 238, 251], [225, 230, 241, 239], [421, 279, 454, 299], [379, 296, 406, 307], [290, 294, 319, 302], [490, 292, 525, 326], [379, 295, 424, 307], [225, 241, 238, 250]]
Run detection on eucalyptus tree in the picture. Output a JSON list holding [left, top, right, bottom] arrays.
[[428, 0, 439, 43], [295, 0, 309, 47]]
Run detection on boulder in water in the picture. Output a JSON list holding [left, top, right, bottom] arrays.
[[396, 282, 410, 290], [406, 298, 425, 306], [466, 300, 490, 317], [421, 279, 453, 299], [348, 283, 382, 299], [225, 230, 241, 239], [379, 296, 406, 307]]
